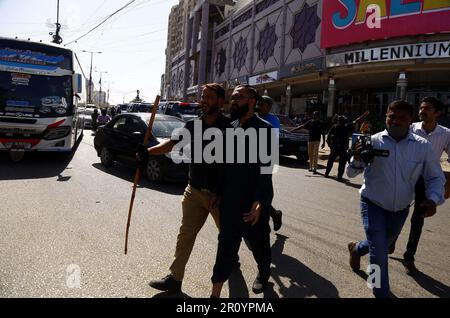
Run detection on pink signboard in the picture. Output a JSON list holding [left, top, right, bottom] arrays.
[[321, 0, 450, 49]]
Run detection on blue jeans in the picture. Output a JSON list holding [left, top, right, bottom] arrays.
[[356, 197, 409, 298]]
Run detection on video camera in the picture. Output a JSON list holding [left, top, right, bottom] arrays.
[[348, 134, 390, 164]]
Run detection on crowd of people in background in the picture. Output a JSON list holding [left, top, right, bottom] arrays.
[[91, 106, 121, 131], [81, 87, 449, 299]]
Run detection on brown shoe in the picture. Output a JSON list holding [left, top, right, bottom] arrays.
[[348, 241, 361, 271], [403, 260, 419, 276]]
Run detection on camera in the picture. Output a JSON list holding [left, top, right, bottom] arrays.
[[348, 134, 390, 164]]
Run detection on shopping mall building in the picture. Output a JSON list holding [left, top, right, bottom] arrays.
[[164, 0, 450, 119]]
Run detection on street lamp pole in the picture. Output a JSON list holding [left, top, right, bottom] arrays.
[[82, 50, 102, 104], [96, 70, 108, 107]]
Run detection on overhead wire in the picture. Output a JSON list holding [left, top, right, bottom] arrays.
[[64, 0, 137, 46]]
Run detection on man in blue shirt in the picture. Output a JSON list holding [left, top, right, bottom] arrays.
[[346, 100, 445, 298], [257, 95, 282, 232], [257, 95, 281, 130]]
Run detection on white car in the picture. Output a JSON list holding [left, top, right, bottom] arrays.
[[82, 104, 98, 128]]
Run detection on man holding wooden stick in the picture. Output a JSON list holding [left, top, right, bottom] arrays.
[[139, 83, 231, 293]]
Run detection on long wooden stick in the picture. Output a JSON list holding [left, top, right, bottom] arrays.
[[124, 95, 161, 255]]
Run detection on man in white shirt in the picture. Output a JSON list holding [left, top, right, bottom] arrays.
[[346, 100, 445, 298], [389, 97, 450, 276]]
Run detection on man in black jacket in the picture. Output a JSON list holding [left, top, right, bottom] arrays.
[[141, 83, 231, 293], [210, 85, 276, 297]]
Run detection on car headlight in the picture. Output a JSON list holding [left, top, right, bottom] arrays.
[[43, 126, 71, 140]]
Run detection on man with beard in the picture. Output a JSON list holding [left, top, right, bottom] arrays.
[[346, 100, 445, 298], [139, 83, 231, 293], [210, 85, 275, 297], [389, 97, 450, 275]]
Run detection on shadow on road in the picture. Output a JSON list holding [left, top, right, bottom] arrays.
[[278, 156, 308, 169], [390, 257, 450, 298], [0, 135, 81, 181], [228, 266, 250, 298], [92, 163, 186, 195], [310, 171, 363, 189], [343, 180, 363, 189], [152, 290, 191, 298], [269, 234, 340, 298]]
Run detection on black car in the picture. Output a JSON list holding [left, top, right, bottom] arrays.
[[276, 115, 309, 162], [94, 113, 188, 182]]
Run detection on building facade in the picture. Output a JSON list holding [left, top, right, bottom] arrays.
[[164, 0, 199, 100], [164, 0, 450, 119]]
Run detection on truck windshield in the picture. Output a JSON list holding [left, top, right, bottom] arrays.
[[0, 71, 73, 118]]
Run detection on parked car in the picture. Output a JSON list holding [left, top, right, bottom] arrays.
[[94, 113, 188, 182], [82, 104, 98, 129], [118, 103, 129, 113], [126, 102, 154, 113], [160, 101, 200, 121], [276, 114, 309, 162]]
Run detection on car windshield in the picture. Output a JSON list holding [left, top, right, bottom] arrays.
[[152, 119, 185, 138], [177, 104, 198, 115], [0, 71, 73, 118]]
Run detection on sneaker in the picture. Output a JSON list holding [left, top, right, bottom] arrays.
[[252, 274, 269, 294], [348, 241, 361, 271], [271, 209, 282, 232], [149, 274, 182, 292], [403, 260, 419, 276], [313, 169, 317, 175]]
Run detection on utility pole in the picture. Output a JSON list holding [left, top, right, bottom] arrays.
[[104, 81, 114, 106], [82, 50, 102, 104], [96, 70, 108, 107], [50, 0, 63, 44]]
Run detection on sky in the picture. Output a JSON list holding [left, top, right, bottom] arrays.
[[0, 0, 179, 104]]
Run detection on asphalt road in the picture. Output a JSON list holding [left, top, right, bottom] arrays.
[[0, 131, 448, 298]]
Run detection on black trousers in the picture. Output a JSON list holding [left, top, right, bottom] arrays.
[[390, 177, 426, 262], [325, 148, 348, 179], [211, 205, 271, 284], [403, 177, 426, 262]]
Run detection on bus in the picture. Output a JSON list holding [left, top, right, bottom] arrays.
[[0, 37, 84, 153]]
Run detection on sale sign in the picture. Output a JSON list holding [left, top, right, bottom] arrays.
[[321, 0, 450, 49]]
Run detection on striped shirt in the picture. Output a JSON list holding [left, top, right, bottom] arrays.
[[411, 122, 450, 163]]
